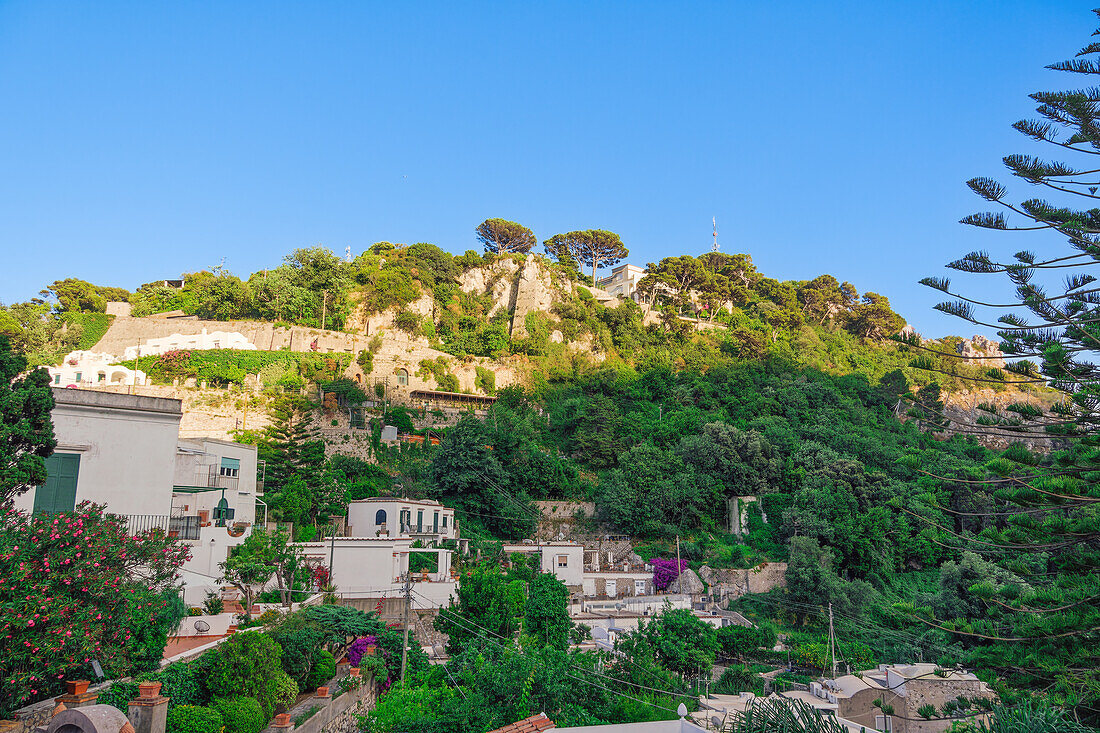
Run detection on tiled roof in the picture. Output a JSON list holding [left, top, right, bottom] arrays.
[[487, 713, 556, 733]]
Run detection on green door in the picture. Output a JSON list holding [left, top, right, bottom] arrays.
[[33, 453, 80, 514]]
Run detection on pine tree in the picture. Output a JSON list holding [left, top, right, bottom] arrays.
[[915, 10, 1100, 718]]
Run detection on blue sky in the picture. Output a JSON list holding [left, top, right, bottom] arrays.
[[0, 1, 1089, 336]]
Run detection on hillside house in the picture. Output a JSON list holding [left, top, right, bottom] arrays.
[[47, 351, 148, 387], [173, 438, 261, 604], [16, 388, 261, 605], [293, 536, 457, 608], [123, 328, 257, 358], [348, 497, 459, 545], [595, 263, 647, 302]]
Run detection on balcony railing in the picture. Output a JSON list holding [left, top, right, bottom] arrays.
[[123, 514, 201, 540]]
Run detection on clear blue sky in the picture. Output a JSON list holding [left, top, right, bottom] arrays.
[[0, 1, 1089, 336]]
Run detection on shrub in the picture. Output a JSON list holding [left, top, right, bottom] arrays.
[[149, 660, 210, 708], [203, 593, 224, 616], [306, 649, 337, 690], [347, 636, 379, 666], [212, 696, 266, 733], [270, 671, 299, 716], [918, 704, 936, 719], [206, 632, 284, 718], [165, 705, 224, 733], [188, 607, 204, 617], [394, 310, 421, 333], [475, 366, 496, 395], [97, 681, 140, 712]]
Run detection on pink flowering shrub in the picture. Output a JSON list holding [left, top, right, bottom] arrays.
[[651, 558, 687, 591], [0, 502, 191, 715]]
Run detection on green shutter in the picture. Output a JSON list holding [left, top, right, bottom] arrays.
[[220, 457, 241, 470], [33, 453, 80, 514]]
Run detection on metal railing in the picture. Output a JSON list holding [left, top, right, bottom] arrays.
[[123, 514, 201, 540]]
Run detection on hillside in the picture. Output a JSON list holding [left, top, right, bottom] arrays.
[[2, 242, 1091, 712]]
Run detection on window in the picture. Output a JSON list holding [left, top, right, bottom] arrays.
[[33, 453, 80, 514], [400, 509, 411, 531], [442, 515, 448, 529], [396, 368, 409, 386], [375, 509, 387, 525], [635, 579, 647, 595], [875, 716, 892, 733], [416, 509, 423, 532], [219, 457, 240, 478], [433, 511, 439, 533], [556, 554, 569, 568], [53, 373, 61, 385], [75, 372, 82, 382], [97, 372, 106, 382], [605, 580, 617, 597]]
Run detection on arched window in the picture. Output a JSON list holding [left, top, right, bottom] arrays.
[[396, 368, 409, 386], [375, 509, 387, 526]]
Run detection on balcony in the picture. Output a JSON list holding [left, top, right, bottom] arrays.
[[123, 514, 201, 540]]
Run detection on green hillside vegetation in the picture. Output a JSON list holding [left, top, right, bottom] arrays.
[[2, 235, 1031, 403]]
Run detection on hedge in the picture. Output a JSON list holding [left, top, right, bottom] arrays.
[[212, 696, 266, 733], [166, 706, 224, 733]]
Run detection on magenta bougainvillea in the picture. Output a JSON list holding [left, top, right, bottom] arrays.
[[651, 558, 687, 591], [0, 502, 190, 715], [346, 635, 379, 666]]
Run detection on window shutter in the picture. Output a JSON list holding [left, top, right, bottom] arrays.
[[33, 453, 80, 514]]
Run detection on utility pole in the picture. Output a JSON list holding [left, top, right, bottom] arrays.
[[827, 602, 838, 678], [400, 571, 413, 684], [327, 524, 336, 590]]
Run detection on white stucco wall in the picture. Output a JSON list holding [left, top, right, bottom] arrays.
[[14, 388, 181, 517], [348, 498, 456, 540], [124, 328, 257, 359], [47, 352, 147, 387]]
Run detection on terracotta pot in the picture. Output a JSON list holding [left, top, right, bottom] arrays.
[[316, 686, 330, 698], [273, 714, 291, 727], [366, 644, 377, 656], [349, 667, 360, 678], [65, 680, 90, 695], [138, 682, 162, 699]]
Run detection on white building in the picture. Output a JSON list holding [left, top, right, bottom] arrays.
[[15, 388, 181, 516], [294, 537, 457, 609], [173, 438, 261, 604], [596, 264, 647, 302], [124, 328, 257, 359], [47, 351, 147, 387], [348, 497, 458, 544], [502, 542, 585, 588], [18, 388, 262, 605]]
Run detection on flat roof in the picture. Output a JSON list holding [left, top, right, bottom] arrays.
[[51, 386, 182, 415], [351, 497, 451, 508]]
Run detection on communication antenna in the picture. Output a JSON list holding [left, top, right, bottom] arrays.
[[345, 246, 352, 263], [712, 217, 719, 252]]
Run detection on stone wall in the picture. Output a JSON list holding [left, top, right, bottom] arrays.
[[698, 562, 788, 605], [269, 679, 376, 733]]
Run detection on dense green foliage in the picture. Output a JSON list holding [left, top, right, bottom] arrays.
[[211, 696, 266, 733], [165, 705, 224, 733], [0, 336, 55, 505], [910, 12, 1100, 719]]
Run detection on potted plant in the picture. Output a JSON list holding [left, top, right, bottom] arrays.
[[65, 680, 90, 695]]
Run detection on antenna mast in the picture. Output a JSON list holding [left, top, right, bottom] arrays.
[[712, 217, 719, 252]]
